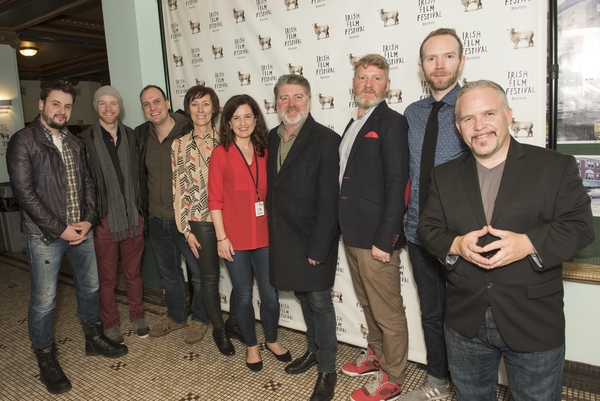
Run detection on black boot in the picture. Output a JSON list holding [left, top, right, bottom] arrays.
[[83, 321, 128, 358], [309, 372, 337, 401], [225, 318, 246, 344], [34, 344, 72, 394], [213, 327, 235, 356]]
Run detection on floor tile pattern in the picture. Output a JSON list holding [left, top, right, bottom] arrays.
[[0, 251, 597, 400]]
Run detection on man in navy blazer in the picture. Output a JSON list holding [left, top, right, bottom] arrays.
[[418, 80, 595, 400], [338, 54, 409, 401]]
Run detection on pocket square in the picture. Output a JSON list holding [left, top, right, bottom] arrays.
[[364, 131, 379, 138]]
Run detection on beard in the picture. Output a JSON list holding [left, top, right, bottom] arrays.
[[424, 66, 461, 93], [354, 91, 385, 110], [278, 107, 308, 126], [41, 110, 69, 130]]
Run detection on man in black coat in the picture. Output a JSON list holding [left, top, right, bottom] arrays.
[[267, 74, 341, 401], [418, 80, 595, 400], [338, 54, 409, 401]]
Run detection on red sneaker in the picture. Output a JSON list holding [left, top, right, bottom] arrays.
[[341, 346, 380, 377], [350, 370, 402, 401]]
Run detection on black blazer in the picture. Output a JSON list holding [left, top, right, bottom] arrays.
[[418, 138, 595, 352], [338, 101, 409, 253], [266, 114, 341, 292]]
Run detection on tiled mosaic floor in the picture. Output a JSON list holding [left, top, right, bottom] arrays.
[[0, 251, 597, 401]]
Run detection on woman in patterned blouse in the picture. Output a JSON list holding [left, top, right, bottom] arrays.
[[171, 85, 234, 356]]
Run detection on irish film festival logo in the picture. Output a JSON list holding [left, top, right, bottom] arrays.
[[209, 10, 223, 31], [315, 54, 335, 78], [256, 0, 272, 20], [233, 37, 249, 59], [462, 30, 489, 61], [261, 64, 278, 86], [417, 0, 442, 25], [344, 13, 364, 38]]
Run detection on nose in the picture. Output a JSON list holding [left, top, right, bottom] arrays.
[[473, 116, 485, 131]]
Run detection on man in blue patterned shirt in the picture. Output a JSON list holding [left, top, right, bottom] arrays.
[[402, 28, 468, 401]]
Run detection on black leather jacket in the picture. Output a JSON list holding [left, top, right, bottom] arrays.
[[6, 117, 97, 245]]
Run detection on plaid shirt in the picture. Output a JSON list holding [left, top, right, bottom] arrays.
[[42, 124, 80, 225]]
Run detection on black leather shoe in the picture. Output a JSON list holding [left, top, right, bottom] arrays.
[[34, 344, 72, 394], [310, 372, 337, 401], [266, 342, 292, 362], [225, 318, 246, 344], [213, 328, 235, 356], [285, 350, 317, 374]]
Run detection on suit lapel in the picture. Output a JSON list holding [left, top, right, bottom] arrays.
[[346, 101, 389, 167], [268, 128, 281, 180], [491, 138, 525, 225], [458, 152, 488, 229], [276, 114, 315, 177]]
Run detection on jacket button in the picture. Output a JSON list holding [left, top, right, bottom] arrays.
[[487, 282, 493, 289], [273, 214, 277, 219]]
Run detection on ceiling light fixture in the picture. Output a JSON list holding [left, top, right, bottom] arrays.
[[19, 47, 38, 56]]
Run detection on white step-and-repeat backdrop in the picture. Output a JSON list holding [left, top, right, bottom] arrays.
[[160, 0, 547, 364]]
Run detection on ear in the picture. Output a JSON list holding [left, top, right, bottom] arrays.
[[38, 99, 44, 112], [166, 99, 171, 111], [507, 107, 513, 123], [418, 62, 424, 76]]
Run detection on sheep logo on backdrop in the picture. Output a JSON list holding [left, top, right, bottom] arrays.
[[284, 0, 299, 11], [386, 89, 402, 104], [189, 20, 200, 34], [232, 8, 245, 23], [263, 99, 277, 114], [509, 28, 535, 48], [287, 63, 303, 76], [167, 0, 177, 11], [510, 118, 534, 137], [461, 0, 482, 12], [257, 34, 272, 50], [331, 290, 343, 303], [195, 79, 205, 86], [173, 54, 183, 67], [318, 94, 335, 109], [211, 45, 223, 59], [348, 53, 359, 68], [379, 9, 399, 26], [237, 71, 251, 86], [313, 23, 330, 39]]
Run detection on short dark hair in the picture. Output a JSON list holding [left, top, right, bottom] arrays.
[[40, 80, 77, 104], [354, 54, 390, 80], [183, 85, 220, 127], [419, 28, 463, 63], [274, 74, 311, 99], [140, 85, 167, 100], [218, 94, 268, 157]]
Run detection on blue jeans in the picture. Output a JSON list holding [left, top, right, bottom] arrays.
[[27, 233, 101, 350], [148, 216, 208, 325], [295, 290, 338, 373], [224, 247, 279, 347], [445, 308, 564, 401], [408, 241, 448, 380]]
